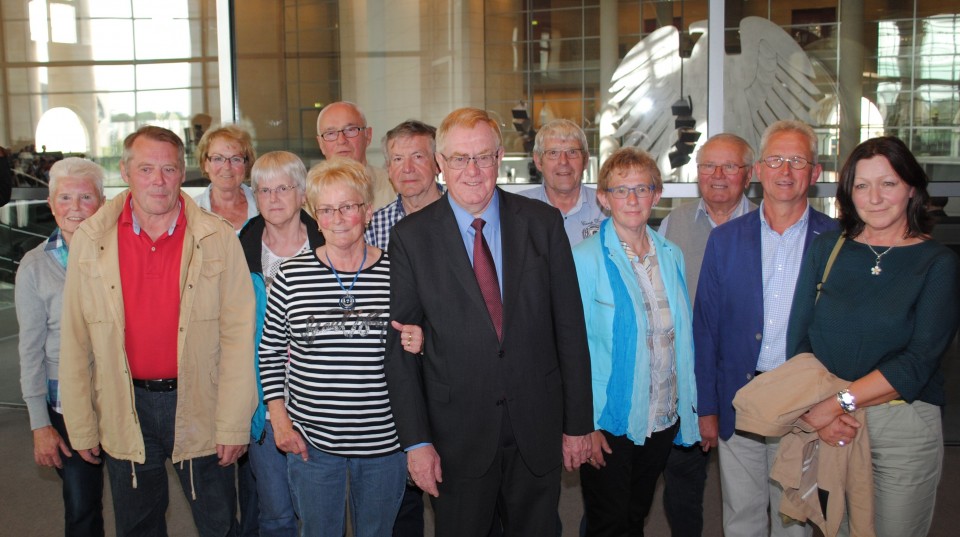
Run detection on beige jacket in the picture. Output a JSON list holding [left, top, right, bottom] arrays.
[[60, 191, 256, 464], [734, 353, 875, 537]]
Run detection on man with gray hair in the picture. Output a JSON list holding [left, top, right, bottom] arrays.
[[316, 101, 396, 209], [694, 120, 836, 537], [519, 119, 605, 246], [365, 119, 445, 252], [656, 133, 757, 537]]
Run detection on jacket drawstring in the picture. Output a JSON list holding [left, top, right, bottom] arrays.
[[130, 461, 137, 489], [182, 460, 196, 500]]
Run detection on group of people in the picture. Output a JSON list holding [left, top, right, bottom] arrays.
[[16, 99, 958, 537]]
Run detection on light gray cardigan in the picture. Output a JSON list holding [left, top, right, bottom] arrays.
[[16, 238, 65, 430]]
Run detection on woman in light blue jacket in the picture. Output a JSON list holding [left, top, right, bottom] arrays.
[[572, 147, 699, 537]]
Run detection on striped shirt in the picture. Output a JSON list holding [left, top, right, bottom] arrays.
[[259, 249, 400, 457]]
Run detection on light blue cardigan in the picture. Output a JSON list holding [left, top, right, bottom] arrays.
[[572, 219, 700, 446]]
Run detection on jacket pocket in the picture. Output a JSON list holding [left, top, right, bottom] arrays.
[[192, 258, 225, 321]]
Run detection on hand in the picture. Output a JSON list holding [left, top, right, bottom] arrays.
[[816, 414, 861, 447], [273, 421, 309, 461], [562, 433, 592, 472], [586, 430, 612, 470], [78, 446, 102, 465], [800, 394, 845, 431], [216, 444, 248, 466], [698, 415, 719, 452], [33, 426, 71, 468], [407, 445, 442, 497], [391, 321, 424, 354]]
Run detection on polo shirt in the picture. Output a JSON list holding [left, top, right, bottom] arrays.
[[118, 194, 186, 379]]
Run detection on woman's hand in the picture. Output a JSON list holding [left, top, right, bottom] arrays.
[[33, 426, 71, 468], [391, 321, 424, 354], [800, 394, 844, 431], [816, 414, 861, 447], [586, 430, 612, 469], [272, 419, 309, 461]]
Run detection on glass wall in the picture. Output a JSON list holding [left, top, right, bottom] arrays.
[[0, 0, 220, 183]]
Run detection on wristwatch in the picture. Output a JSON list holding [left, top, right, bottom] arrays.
[[836, 389, 857, 414]]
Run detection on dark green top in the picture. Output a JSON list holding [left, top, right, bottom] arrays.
[[787, 230, 960, 406]]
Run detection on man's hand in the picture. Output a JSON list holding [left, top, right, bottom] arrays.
[[216, 444, 248, 466], [562, 433, 592, 472], [33, 426, 71, 468], [407, 445, 442, 497], [78, 445, 102, 465], [699, 415, 719, 452], [800, 394, 845, 431], [586, 430, 612, 469]]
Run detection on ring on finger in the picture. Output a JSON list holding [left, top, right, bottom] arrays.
[[838, 440, 846, 447]]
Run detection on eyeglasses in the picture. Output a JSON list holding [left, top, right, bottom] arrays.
[[697, 163, 749, 175], [440, 152, 499, 170], [255, 184, 298, 197], [605, 185, 658, 199], [319, 126, 366, 142], [315, 202, 365, 218], [542, 148, 584, 161], [762, 155, 811, 170], [207, 154, 247, 166]]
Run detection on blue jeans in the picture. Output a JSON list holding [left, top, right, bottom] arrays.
[[287, 444, 406, 537], [248, 421, 297, 537], [104, 388, 238, 537], [49, 404, 105, 537]]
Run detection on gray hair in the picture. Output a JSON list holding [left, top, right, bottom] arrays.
[[697, 133, 755, 165], [533, 119, 588, 156], [381, 119, 437, 158], [251, 151, 307, 193], [759, 120, 818, 163], [48, 157, 106, 198]]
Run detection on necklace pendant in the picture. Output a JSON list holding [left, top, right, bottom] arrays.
[[871, 264, 882, 276], [339, 294, 356, 310]]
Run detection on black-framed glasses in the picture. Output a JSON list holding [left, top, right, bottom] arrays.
[[315, 202, 365, 218], [255, 184, 298, 197], [319, 126, 366, 142], [762, 155, 811, 170], [542, 148, 584, 161], [440, 153, 499, 170], [207, 154, 247, 166], [697, 163, 749, 175], [605, 185, 657, 199]]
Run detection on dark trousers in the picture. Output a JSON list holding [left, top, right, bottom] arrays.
[[580, 425, 677, 537], [431, 405, 560, 537], [49, 404, 105, 537], [662, 444, 709, 537], [392, 482, 425, 537], [104, 388, 238, 537], [237, 453, 259, 537]]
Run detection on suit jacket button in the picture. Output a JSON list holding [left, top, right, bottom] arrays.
[[498, 350, 505, 358], [755, 333, 763, 341], [746, 373, 754, 381]]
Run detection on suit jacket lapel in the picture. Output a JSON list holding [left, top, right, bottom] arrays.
[[745, 212, 765, 318], [499, 190, 526, 342], [432, 195, 498, 335]]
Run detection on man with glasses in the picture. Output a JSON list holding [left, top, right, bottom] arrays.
[[316, 101, 396, 209], [694, 121, 836, 537], [655, 133, 757, 537], [385, 108, 594, 536], [519, 119, 605, 246]]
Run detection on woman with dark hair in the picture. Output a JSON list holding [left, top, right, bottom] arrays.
[[787, 136, 959, 536]]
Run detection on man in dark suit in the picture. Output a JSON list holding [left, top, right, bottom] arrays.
[[694, 120, 837, 537], [385, 108, 594, 537]]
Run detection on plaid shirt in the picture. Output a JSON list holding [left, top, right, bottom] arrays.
[[365, 184, 445, 251]]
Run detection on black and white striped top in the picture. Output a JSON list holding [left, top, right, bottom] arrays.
[[258, 249, 400, 457]]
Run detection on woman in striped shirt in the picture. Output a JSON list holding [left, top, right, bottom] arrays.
[[259, 158, 422, 537]]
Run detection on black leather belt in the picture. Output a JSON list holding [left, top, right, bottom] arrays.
[[132, 378, 177, 392]]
